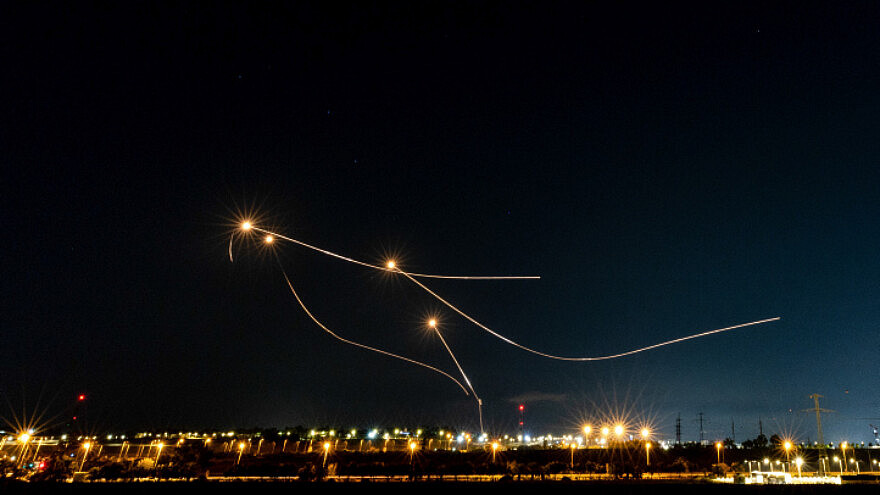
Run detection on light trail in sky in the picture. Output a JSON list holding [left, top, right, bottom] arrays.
[[273, 255, 470, 395], [398, 267, 780, 360], [252, 226, 539, 280], [429, 319, 483, 433], [236, 220, 780, 433]]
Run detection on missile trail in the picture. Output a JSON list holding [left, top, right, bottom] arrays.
[[397, 268, 780, 361], [254, 227, 539, 280], [274, 258, 470, 395], [431, 322, 484, 434]]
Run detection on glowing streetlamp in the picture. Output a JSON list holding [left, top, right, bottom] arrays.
[[409, 441, 417, 467], [716, 442, 723, 464], [80, 442, 92, 472], [236, 442, 245, 465], [155, 442, 164, 470], [583, 425, 592, 445], [570, 442, 576, 469], [322, 442, 331, 468], [841, 442, 848, 473], [646, 442, 652, 467], [834, 455, 842, 473], [614, 424, 624, 439], [795, 457, 803, 478], [783, 441, 792, 472], [16, 433, 31, 467], [850, 458, 860, 475], [492, 442, 499, 463]]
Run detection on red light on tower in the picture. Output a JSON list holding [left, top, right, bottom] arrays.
[[519, 404, 524, 412], [78, 394, 86, 401]]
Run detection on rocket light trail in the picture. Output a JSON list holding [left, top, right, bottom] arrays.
[[395, 268, 782, 361], [429, 319, 484, 434], [274, 257, 470, 395], [251, 226, 539, 280], [242, 222, 781, 361], [235, 220, 781, 433]]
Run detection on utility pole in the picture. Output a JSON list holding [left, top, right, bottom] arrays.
[[698, 413, 705, 445], [804, 394, 833, 474], [675, 414, 681, 445]]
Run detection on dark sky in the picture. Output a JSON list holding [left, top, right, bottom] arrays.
[[3, 2, 879, 443]]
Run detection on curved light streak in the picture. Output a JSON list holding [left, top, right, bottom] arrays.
[[275, 261, 470, 395], [397, 268, 780, 361], [431, 324, 484, 434], [254, 227, 539, 280]]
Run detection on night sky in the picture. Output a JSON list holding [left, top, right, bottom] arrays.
[[3, 2, 879, 443]]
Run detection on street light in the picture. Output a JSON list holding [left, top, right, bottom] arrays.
[[614, 425, 624, 438], [322, 442, 331, 468], [236, 442, 245, 465], [80, 442, 92, 472], [850, 458, 860, 475], [492, 442, 499, 463], [583, 425, 591, 445], [841, 442, 848, 473], [716, 442, 723, 464], [646, 442, 652, 467], [783, 441, 792, 471], [795, 457, 803, 478], [834, 455, 842, 473], [570, 443, 576, 469]]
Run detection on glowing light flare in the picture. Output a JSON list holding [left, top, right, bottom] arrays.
[[640, 428, 650, 439], [428, 318, 437, 328], [583, 425, 592, 435], [264, 235, 274, 244], [614, 425, 624, 437], [386, 260, 396, 269], [241, 221, 253, 231], [601, 427, 610, 437]]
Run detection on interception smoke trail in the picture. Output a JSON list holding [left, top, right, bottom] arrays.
[[397, 268, 780, 361], [274, 257, 470, 395], [254, 227, 539, 280]]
